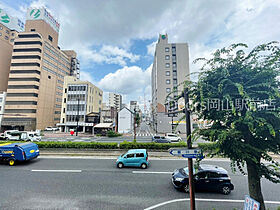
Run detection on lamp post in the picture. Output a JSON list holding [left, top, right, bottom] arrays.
[[76, 98, 80, 136]]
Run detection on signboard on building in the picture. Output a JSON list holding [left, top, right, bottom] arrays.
[[0, 8, 24, 31], [244, 195, 260, 210], [26, 7, 60, 32]]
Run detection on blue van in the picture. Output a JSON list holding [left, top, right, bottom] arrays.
[[116, 149, 149, 169]]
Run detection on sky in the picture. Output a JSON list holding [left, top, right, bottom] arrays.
[[1, 0, 280, 111]]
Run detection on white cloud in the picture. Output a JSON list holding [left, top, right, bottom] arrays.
[[98, 64, 152, 101], [147, 41, 157, 56]]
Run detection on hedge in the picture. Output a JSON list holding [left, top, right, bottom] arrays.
[[36, 142, 118, 149], [119, 141, 187, 150]]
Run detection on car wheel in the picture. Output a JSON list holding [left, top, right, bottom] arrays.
[[221, 185, 231, 195], [117, 162, 124, 168], [8, 159, 15, 166], [141, 163, 147, 169], [184, 184, 189, 193]]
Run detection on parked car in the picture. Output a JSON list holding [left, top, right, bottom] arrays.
[[2, 130, 19, 140], [116, 149, 149, 169], [152, 135, 171, 143], [45, 127, 59, 131], [0, 133, 5, 140], [172, 164, 234, 195], [165, 133, 182, 142], [27, 132, 41, 142]]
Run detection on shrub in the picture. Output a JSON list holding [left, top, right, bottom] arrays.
[[107, 130, 122, 137]]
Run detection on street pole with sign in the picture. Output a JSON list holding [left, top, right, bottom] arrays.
[[184, 88, 195, 210]]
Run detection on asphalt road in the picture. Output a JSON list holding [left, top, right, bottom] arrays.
[[0, 158, 279, 210]]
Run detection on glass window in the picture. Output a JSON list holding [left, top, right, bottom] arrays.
[[173, 79, 177, 85], [165, 47, 169, 52], [166, 88, 171, 93], [5, 36, 8, 40], [165, 55, 170, 60], [166, 71, 170, 76], [0, 32, 2, 36], [166, 79, 170, 84], [173, 63, 177, 68], [173, 71, 177, 76], [208, 172, 220, 178], [0, 26, 2, 30], [165, 63, 170, 68], [136, 153, 144, 157], [11, 33, 15, 36], [10, 39, 14, 42], [126, 154, 134, 158], [6, 30, 9, 34]]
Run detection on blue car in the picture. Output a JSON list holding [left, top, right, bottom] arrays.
[[116, 149, 149, 169]]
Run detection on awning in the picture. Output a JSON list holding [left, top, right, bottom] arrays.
[[94, 123, 113, 128]]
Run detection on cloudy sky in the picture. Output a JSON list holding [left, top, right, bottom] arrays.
[[1, 0, 280, 110]]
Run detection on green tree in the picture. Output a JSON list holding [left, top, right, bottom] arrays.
[[186, 42, 280, 210]]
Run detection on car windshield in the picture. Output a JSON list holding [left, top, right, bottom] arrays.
[[121, 153, 125, 157], [181, 167, 197, 175]]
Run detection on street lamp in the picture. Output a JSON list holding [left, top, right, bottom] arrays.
[[133, 108, 136, 142]]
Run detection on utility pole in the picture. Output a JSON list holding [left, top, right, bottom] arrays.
[[134, 108, 136, 142], [76, 98, 80, 136], [171, 115, 174, 133], [184, 88, 195, 210]]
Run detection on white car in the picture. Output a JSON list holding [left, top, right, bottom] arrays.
[[45, 127, 59, 131], [27, 132, 42, 142], [165, 133, 182, 142]]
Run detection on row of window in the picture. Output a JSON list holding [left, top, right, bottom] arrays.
[[66, 115, 85, 122], [12, 55, 41, 60], [67, 104, 85, 111], [165, 46, 176, 53], [8, 85, 39, 89], [5, 101, 37, 105], [10, 70, 41, 75], [67, 94, 86, 101], [13, 48, 42, 53], [18, 34, 41, 39], [5, 109, 36, 113], [68, 85, 87, 91], [11, 62, 40, 67], [7, 93, 38, 97], [166, 79, 177, 85], [43, 58, 69, 76], [165, 62, 177, 68], [14, 41, 42, 46], [8, 78, 40, 82], [166, 71, 177, 77]]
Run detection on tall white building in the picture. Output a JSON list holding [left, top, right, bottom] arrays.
[[109, 93, 122, 111], [151, 34, 189, 133]]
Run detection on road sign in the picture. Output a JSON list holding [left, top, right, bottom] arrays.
[[244, 195, 260, 210], [168, 148, 203, 159]]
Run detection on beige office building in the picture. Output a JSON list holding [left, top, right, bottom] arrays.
[[0, 8, 24, 92], [2, 8, 79, 131], [59, 76, 103, 133], [151, 34, 189, 133]]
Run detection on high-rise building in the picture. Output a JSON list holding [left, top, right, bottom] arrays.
[[130, 101, 139, 112], [109, 93, 122, 111], [1, 7, 79, 131], [0, 8, 24, 92], [151, 34, 189, 133], [0, 92, 7, 128], [59, 76, 103, 133]]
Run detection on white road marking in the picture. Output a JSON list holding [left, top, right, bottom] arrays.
[[31, 169, 82, 173], [132, 171, 172, 174], [144, 198, 280, 210]]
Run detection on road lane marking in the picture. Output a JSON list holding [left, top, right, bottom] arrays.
[[31, 170, 82, 173], [132, 171, 172, 174], [144, 198, 280, 210]]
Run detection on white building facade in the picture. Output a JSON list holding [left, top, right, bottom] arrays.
[[118, 107, 133, 133]]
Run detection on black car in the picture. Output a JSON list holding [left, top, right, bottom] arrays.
[[152, 135, 171, 143], [172, 164, 234, 195]]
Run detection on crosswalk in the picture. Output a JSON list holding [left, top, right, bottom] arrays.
[[136, 133, 154, 137]]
